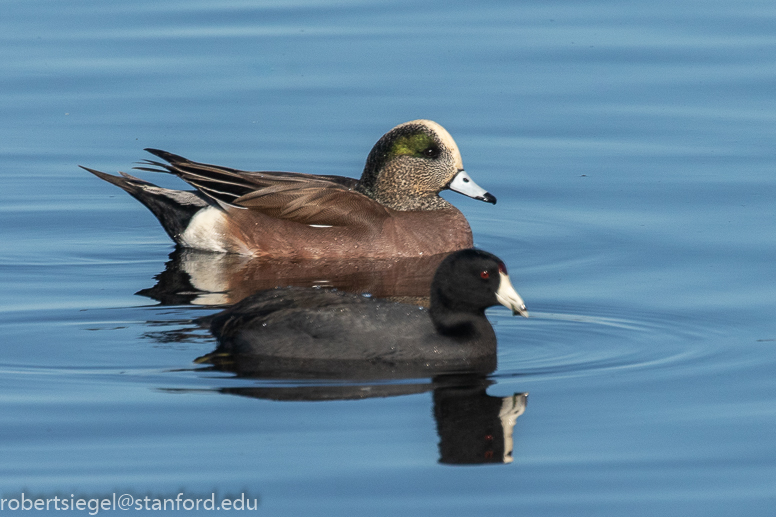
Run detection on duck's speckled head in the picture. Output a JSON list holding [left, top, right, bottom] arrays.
[[357, 120, 494, 211]]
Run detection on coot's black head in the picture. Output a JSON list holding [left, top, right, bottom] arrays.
[[430, 249, 528, 318]]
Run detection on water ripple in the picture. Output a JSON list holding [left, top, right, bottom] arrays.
[[493, 305, 728, 381]]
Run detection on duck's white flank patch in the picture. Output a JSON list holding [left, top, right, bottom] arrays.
[[308, 224, 333, 228], [180, 206, 230, 253]]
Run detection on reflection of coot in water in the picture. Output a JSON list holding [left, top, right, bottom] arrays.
[[209, 376, 528, 466], [202, 249, 528, 379], [435, 385, 527, 464]]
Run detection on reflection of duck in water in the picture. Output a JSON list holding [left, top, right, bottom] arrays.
[[82, 120, 495, 258], [199, 249, 528, 379], [137, 248, 451, 307]]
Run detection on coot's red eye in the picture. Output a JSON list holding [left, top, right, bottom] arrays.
[[480, 271, 490, 279]]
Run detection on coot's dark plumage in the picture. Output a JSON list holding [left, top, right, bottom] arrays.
[[205, 249, 528, 378]]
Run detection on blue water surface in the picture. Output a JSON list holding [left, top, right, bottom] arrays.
[[1, 0, 775, 515]]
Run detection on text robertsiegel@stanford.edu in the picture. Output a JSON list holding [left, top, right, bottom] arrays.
[[0, 492, 259, 514]]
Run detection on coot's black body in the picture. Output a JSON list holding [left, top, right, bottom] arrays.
[[205, 249, 528, 379]]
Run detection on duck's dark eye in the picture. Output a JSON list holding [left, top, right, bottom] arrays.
[[423, 146, 440, 159], [480, 270, 490, 279]]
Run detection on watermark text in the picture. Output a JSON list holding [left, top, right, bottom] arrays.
[[0, 493, 259, 514]]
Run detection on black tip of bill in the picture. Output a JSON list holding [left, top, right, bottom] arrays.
[[480, 192, 497, 205]]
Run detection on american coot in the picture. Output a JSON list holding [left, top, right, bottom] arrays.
[[203, 249, 528, 378], [81, 120, 496, 258]]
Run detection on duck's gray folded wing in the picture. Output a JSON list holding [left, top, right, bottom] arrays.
[[233, 183, 390, 227], [138, 148, 388, 228]]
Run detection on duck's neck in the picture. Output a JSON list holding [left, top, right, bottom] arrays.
[[356, 163, 451, 211]]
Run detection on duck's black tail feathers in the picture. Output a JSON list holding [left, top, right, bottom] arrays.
[[80, 166, 208, 242]]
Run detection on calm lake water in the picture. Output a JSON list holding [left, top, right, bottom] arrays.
[[1, 0, 775, 515]]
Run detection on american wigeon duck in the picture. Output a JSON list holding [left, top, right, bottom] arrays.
[[82, 120, 496, 258], [203, 249, 528, 378]]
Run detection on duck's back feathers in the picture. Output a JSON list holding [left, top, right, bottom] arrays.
[[139, 148, 358, 202], [138, 149, 387, 228]]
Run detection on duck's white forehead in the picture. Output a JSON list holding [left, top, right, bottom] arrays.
[[401, 119, 464, 170]]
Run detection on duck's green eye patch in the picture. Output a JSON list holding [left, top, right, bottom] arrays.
[[390, 133, 438, 159]]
